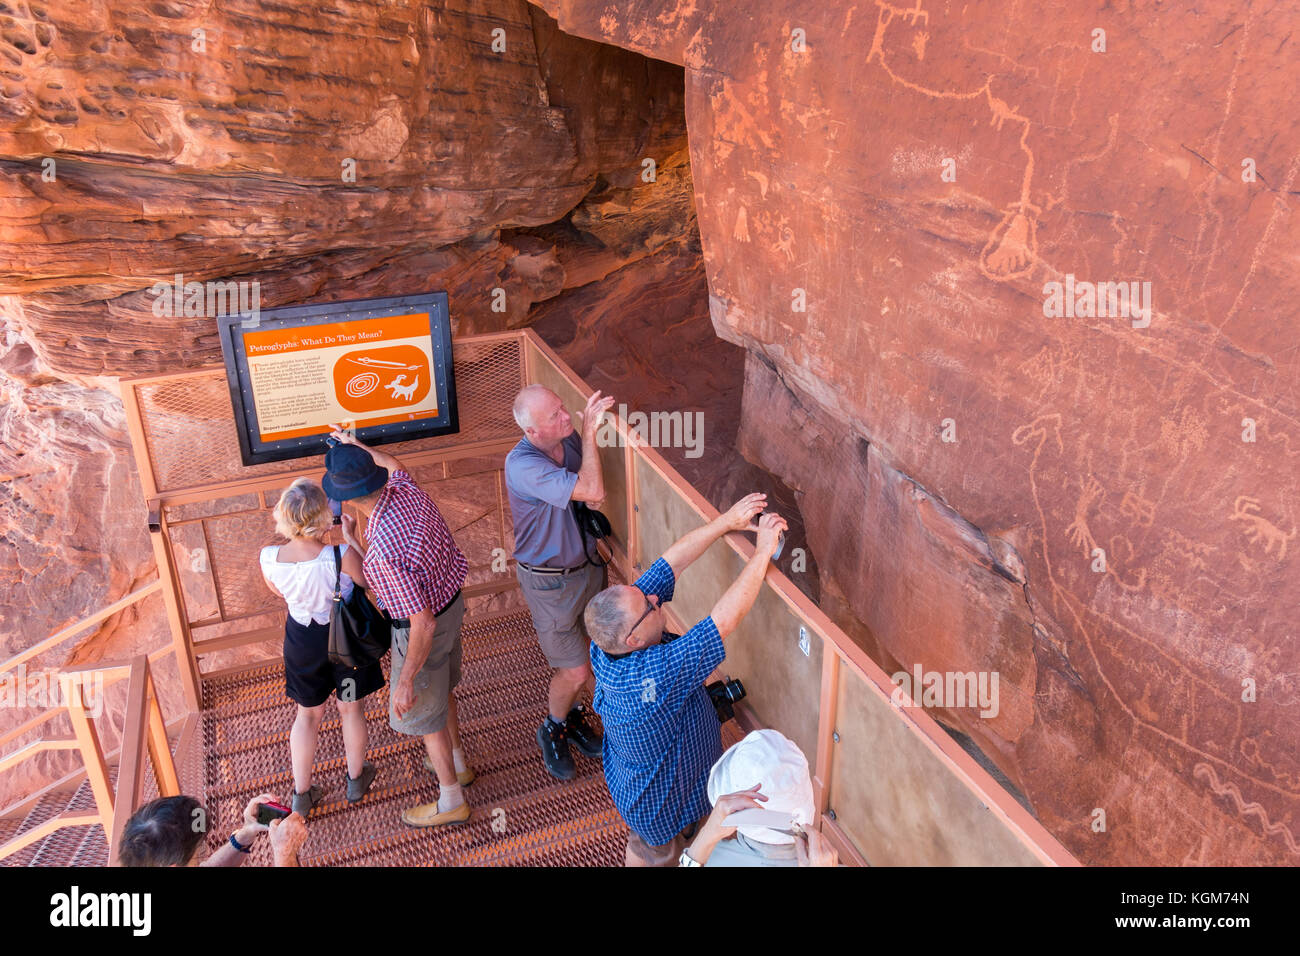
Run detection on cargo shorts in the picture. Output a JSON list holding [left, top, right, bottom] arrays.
[[515, 562, 605, 669], [388, 593, 465, 736]]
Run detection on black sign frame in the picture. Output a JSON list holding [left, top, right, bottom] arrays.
[[217, 291, 459, 466]]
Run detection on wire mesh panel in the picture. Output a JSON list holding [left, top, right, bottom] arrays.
[[132, 335, 524, 495], [202, 509, 281, 621]]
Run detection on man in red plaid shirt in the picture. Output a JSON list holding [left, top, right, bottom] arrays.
[[325, 429, 473, 827]]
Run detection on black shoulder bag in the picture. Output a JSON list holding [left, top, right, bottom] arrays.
[[572, 501, 613, 567], [327, 545, 393, 670]]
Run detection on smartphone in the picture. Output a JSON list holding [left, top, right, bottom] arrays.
[[256, 801, 292, 826], [329, 497, 342, 525], [722, 807, 797, 831]]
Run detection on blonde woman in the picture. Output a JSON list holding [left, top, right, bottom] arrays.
[[260, 478, 383, 816]]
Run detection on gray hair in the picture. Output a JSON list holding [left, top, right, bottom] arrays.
[[512, 384, 553, 431], [584, 586, 633, 654]]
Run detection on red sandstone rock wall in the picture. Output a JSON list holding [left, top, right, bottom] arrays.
[[2, 0, 1295, 867], [532, 0, 1300, 865]]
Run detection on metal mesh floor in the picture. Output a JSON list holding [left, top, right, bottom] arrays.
[[202, 610, 633, 866]]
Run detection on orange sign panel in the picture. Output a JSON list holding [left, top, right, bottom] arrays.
[[334, 345, 432, 413], [244, 312, 440, 442]]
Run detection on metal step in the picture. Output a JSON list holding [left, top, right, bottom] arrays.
[[197, 610, 639, 867], [1, 778, 109, 867]]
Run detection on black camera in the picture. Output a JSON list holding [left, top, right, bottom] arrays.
[[706, 678, 746, 724]]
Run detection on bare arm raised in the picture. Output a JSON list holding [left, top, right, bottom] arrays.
[[570, 391, 615, 504], [660, 493, 768, 578], [709, 511, 787, 640]]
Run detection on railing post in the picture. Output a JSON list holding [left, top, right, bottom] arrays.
[[813, 648, 841, 818], [144, 660, 180, 797], [109, 657, 150, 864], [623, 431, 640, 579], [149, 502, 201, 712], [521, 328, 535, 386], [59, 674, 114, 833]]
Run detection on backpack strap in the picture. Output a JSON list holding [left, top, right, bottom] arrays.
[[332, 545, 342, 602]]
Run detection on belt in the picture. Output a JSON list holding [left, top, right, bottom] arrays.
[[390, 588, 462, 630], [518, 561, 589, 576]]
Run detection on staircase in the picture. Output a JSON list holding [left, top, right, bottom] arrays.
[[201, 609, 636, 866], [0, 772, 131, 867]]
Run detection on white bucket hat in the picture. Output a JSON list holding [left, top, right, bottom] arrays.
[[706, 729, 814, 845]]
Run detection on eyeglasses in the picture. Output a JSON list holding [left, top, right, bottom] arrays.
[[624, 591, 660, 642]]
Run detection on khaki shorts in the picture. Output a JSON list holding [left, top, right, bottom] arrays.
[[625, 816, 707, 867], [388, 593, 465, 736], [516, 562, 605, 669]]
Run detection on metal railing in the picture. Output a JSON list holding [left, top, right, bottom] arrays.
[[0, 631, 182, 863]]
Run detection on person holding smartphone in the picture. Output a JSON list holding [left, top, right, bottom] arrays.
[[582, 494, 786, 866], [117, 793, 308, 867], [260, 478, 383, 817]]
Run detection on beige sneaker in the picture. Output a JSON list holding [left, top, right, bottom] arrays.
[[423, 753, 476, 787], [401, 800, 471, 828]]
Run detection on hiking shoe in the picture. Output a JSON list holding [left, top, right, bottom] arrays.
[[346, 762, 377, 803], [537, 717, 576, 781], [422, 753, 476, 787], [401, 800, 471, 828], [566, 705, 604, 760], [291, 784, 322, 817]]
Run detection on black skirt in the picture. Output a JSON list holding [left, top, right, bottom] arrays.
[[283, 615, 385, 707]]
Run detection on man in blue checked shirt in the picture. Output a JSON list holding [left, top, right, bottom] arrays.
[[583, 492, 788, 866]]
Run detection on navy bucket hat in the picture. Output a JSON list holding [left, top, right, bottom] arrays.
[[322, 444, 389, 501]]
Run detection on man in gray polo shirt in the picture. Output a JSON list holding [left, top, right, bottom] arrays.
[[505, 384, 615, 780]]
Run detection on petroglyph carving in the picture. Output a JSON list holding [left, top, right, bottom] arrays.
[[772, 214, 796, 261], [1066, 476, 1105, 556], [1230, 496, 1295, 561], [981, 204, 1038, 279], [867, 0, 1039, 281], [734, 205, 750, 242], [1120, 490, 1156, 528], [1194, 763, 1300, 854], [1158, 408, 1209, 460], [1162, 529, 1214, 573], [1105, 534, 1148, 592]]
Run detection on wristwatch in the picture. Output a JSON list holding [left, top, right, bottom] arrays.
[[678, 849, 701, 867]]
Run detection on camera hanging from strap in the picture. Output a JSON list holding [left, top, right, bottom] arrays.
[[572, 501, 612, 567]]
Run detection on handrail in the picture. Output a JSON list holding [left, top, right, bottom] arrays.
[[0, 654, 180, 865], [107, 656, 179, 864], [0, 580, 170, 858], [0, 579, 162, 676]]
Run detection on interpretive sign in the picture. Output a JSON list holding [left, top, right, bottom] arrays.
[[218, 292, 458, 465]]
